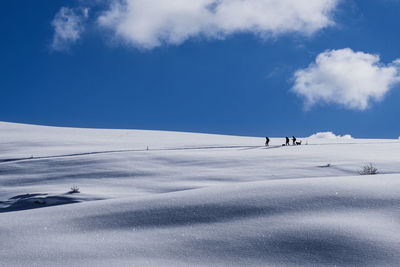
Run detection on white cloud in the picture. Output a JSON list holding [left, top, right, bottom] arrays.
[[97, 0, 339, 49], [51, 7, 89, 51], [292, 48, 400, 110], [309, 132, 352, 139]]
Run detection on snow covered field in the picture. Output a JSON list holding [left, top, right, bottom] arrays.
[[1, 122, 400, 266]]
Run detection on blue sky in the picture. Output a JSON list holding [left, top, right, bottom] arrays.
[[1, 0, 400, 138]]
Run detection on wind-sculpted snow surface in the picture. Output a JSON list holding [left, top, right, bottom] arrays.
[[1, 122, 400, 266]]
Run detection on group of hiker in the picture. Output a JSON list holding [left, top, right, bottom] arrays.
[[264, 136, 301, 146]]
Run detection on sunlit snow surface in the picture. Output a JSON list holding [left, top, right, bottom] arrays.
[[1, 122, 400, 266]]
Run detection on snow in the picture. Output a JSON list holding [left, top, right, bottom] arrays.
[[1, 121, 400, 266]]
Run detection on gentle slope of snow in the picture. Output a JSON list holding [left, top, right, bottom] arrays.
[[1, 121, 400, 266]]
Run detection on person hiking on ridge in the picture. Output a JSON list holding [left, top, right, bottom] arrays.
[[292, 136, 297, 145], [285, 137, 290, 146], [265, 137, 270, 146]]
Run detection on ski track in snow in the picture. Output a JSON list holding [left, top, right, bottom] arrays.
[[1, 141, 397, 165], [1, 121, 400, 266]]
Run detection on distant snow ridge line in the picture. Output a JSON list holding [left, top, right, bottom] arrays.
[[309, 131, 353, 139]]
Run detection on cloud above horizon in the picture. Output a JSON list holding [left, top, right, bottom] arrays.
[[97, 0, 339, 49], [51, 7, 89, 51], [292, 48, 400, 110], [308, 131, 352, 139]]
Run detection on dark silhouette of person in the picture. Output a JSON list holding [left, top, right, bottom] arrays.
[[285, 137, 290, 146], [265, 137, 270, 146], [292, 136, 297, 145]]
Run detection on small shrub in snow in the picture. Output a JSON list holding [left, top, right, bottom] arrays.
[[69, 185, 80, 193], [359, 163, 378, 175]]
